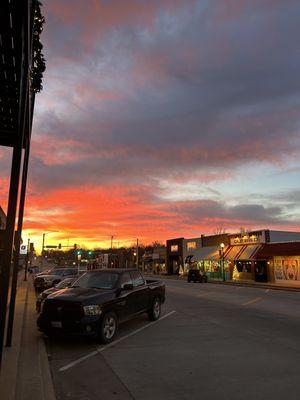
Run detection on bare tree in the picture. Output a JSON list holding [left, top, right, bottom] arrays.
[[214, 225, 227, 235]]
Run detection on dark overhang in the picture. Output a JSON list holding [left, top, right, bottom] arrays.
[[0, 0, 23, 147], [0, 0, 45, 148]]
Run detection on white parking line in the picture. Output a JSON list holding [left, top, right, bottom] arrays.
[[59, 310, 176, 372], [242, 297, 263, 306]]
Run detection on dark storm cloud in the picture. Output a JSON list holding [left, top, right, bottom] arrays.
[[24, 0, 300, 236], [33, 0, 300, 190], [167, 199, 294, 228]]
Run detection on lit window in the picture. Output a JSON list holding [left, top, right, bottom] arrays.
[[187, 242, 196, 250], [171, 245, 178, 252]]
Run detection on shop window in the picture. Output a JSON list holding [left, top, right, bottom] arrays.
[[236, 261, 251, 273], [187, 241, 196, 250], [171, 245, 178, 252]]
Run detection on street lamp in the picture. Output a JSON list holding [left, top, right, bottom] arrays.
[[132, 238, 139, 269], [220, 243, 225, 282]]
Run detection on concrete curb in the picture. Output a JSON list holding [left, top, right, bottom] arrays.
[[207, 280, 300, 292], [39, 336, 56, 400], [145, 274, 300, 292]]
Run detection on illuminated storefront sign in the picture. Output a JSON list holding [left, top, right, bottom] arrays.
[[170, 245, 178, 252], [230, 234, 262, 245]]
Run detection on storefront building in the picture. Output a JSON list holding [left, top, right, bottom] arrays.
[[166, 234, 228, 276], [142, 246, 166, 274], [166, 230, 300, 284], [255, 242, 300, 286], [166, 238, 185, 275], [225, 230, 300, 283]]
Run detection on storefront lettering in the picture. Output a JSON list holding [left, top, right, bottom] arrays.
[[230, 235, 259, 245]]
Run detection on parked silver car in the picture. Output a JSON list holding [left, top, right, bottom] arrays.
[[34, 267, 77, 291]]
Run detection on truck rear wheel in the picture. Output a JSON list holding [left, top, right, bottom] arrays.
[[98, 312, 118, 344], [148, 297, 161, 321]]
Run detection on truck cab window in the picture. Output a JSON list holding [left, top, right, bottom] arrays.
[[130, 271, 144, 287], [119, 272, 133, 289]]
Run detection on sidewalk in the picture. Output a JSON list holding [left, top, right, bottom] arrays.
[[145, 273, 300, 292], [0, 273, 56, 400]]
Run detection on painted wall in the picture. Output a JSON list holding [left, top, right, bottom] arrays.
[[273, 256, 300, 285]]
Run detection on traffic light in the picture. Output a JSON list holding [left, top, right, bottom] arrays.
[[76, 250, 81, 255], [58, 243, 62, 249], [88, 251, 93, 255]]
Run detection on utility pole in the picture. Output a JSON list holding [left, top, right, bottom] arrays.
[[136, 238, 139, 270], [24, 238, 30, 281], [110, 235, 114, 268], [40, 231, 58, 270], [41, 232, 45, 270]]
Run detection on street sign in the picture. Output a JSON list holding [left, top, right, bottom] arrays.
[[20, 244, 27, 255]]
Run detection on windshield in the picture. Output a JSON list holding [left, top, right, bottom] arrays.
[[55, 278, 74, 289], [52, 269, 74, 276], [40, 269, 54, 275], [72, 272, 119, 290]]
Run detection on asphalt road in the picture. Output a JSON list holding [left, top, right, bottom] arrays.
[[45, 279, 300, 400]]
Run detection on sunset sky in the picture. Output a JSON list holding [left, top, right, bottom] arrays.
[[1, 0, 300, 251]]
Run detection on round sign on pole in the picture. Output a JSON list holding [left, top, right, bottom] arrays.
[[20, 244, 28, 255]]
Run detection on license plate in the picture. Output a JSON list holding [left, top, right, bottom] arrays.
[[51, 321, 62, 328]]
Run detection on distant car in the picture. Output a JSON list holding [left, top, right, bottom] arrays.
[[34, 268, 78, 292], [187, 269, 208, 283], [36, 276, 79, 313], [35, 269, 54, 276]]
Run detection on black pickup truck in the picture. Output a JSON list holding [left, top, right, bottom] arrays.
[[37, 269, 165, 343]]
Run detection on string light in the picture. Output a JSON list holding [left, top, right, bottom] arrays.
[[31, 1, 46, 93]]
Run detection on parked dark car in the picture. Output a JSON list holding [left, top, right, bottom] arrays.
[[36, 276, 79, 313], [34, 267, 78, 292], [187, 269, 208, 283], [37, 269, 165, 343], [28, 265, 40, 275]]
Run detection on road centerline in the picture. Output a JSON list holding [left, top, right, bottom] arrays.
[[242, 297, 263, 306], [59, 310, 176, 372]]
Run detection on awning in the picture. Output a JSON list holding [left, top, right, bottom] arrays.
[[189, 246, 220, 261], [224, 246, 244, 260], [235, 244, 262, 260], [224, 245, 262, 260]]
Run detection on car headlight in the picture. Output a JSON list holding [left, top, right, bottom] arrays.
[[83, 305, 102, 316]]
